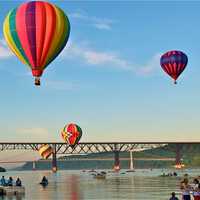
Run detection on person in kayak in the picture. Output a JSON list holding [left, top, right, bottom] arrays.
[[40, 176, 48, 186]]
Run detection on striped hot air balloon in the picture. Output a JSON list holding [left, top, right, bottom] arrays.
[[160, 50, 188, 84], [3, 1, 70, 86], [38, 144, 53, 159], [61, 123, 82, 147]]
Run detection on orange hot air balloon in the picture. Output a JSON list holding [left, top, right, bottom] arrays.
[[3, 1, 70, 86], [38, 144, 53, 159]]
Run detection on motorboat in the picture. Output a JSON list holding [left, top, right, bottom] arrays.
[[93, 171, 106, 179]]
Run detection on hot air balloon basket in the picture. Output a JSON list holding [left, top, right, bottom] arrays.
[[34, 78, 40, 86]]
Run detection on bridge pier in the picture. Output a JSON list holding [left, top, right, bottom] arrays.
[[32, 161, 36, 170], [113, 144, 120, 171], [129, 150, 134, 170], [52, 144, 57, 172], [175, 144, 183, 167]]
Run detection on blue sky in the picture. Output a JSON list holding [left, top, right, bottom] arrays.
[[0, 0, 200, 143]]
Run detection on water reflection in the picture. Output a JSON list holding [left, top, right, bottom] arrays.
[[0, 169, 199, 200], [69, 175, 82, 200]]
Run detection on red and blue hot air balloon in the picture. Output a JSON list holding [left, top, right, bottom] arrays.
[[3, 1, 70, 86], [160, 50, 188, 84]]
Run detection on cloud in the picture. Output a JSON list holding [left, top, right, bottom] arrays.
[[62, 41, 161, 75], [69, 11, 114, 30], [93, 23, 111, 30], [137, 53, 161, 75], [84, 51, 132, 70], [62, 41, 134, 71], [45, 80, 80, 91], [0, 39, 12, 59]]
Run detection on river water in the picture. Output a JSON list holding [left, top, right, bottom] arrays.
[[0, 169, 199, 200]]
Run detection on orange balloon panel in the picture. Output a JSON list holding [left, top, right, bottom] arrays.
[[38, 144, 53, 159]]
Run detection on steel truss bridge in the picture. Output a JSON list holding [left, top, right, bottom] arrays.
[[0, 142, 198, 172]]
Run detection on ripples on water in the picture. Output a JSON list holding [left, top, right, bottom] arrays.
[[0, 169, 199, 200]]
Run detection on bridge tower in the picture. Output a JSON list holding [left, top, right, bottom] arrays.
[[52, 144, 57, 172], [113, 143, 120, 172]]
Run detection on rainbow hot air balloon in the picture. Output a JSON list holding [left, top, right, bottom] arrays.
[[61, 123, 82, 147], [38, 144, 53, 159], [160, 50, 188, 84], [3, 1, 70, 86]]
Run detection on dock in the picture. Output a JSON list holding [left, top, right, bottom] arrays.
[[0, 186, 25, 195]]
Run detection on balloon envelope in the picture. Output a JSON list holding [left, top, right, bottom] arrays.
[[3, 1, 70, 85], [160, 50, 188, 84], [61, 123, 82, 146], [38, 144, 53, 159]]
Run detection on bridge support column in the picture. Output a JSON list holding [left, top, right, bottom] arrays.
[[113, 144, 120, 172], [175, 144, 182, 165], [129, 150, 134, 170], [175, 144, 184, 169], [52, 144, 57, 173], [176, 146, 181, 166], [32, 161, 36, 170]]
